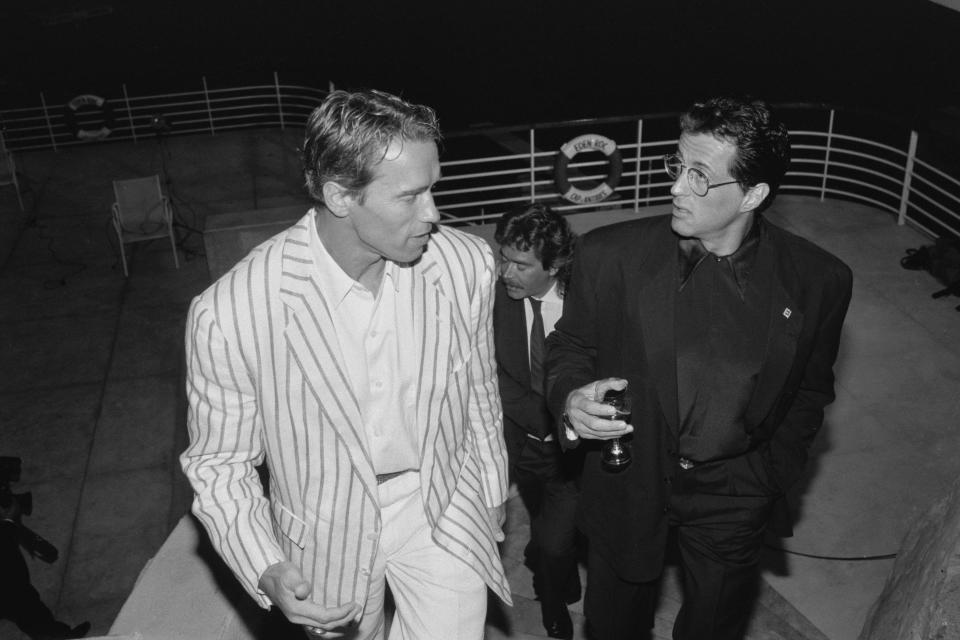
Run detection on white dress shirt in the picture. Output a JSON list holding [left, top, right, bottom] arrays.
[[310, 235, 419, 475]]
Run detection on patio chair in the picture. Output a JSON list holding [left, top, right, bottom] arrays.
[[111, 175, 180, 276], [0, 132, 24, 212]]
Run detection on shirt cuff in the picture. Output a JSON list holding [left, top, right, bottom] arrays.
[[562, 413, 579, 442]]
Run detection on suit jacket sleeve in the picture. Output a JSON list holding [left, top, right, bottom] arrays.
[[545, 236, 601, 449], [765, 258, 853, 491], [180, 291, 285, 608], [469, 245, 511, 507]]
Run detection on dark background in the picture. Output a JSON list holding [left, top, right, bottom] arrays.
[[1, 0, 958, 129]]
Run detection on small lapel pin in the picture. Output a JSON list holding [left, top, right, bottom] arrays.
[[783, 308, 792, 319]]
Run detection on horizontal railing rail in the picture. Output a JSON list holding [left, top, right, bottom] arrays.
[[0, 73, 327, 151], [2, 77, 958, 240]]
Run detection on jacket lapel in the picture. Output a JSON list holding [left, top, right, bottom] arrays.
[[745, 236, 803, 427], [277, 213, 376, 486], [634, 230, 680, 435], [409, 256, 453, 456], [496, 284, 530, 383]]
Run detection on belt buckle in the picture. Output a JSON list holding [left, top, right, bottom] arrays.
[[678, 457, 695, 470]]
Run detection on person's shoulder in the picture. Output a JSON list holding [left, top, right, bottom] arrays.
[[431, 224, 492, 257], [425, 226, 494, 273], [194, 214, 308, 305], [575, 215, 672, 269], [581, 214, 671, 247], [419, 226, 495, 297], [764, 218, 852, 283]]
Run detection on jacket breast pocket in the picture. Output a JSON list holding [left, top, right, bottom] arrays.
[[271, 500, 309, 550]]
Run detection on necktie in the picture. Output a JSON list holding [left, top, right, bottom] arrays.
[[529, 298, 545, 396]]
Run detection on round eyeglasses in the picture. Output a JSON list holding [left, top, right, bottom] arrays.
[[663, 153, 740, 197]]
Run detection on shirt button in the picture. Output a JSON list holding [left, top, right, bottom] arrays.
[[662, 506, 669, 514], [367, 532, 377, 541], [370, 330, 378, 337], [360, 567, 370, 576]]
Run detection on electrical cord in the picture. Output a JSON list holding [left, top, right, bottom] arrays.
[[764, 543, 897, 562], [154, 132, 205, 261], [3, 219, 89, 288]]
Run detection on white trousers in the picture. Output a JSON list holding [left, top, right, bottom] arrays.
[[351, 472, 487, 640]]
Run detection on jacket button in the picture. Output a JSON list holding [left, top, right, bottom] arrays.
[[662, 506, 669, 514]]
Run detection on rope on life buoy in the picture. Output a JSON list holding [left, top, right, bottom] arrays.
[[63, 94, 114, 141], [553, 134, 622, 204]]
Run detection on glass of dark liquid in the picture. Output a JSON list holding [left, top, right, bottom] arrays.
[[600, 387, 632, 471]]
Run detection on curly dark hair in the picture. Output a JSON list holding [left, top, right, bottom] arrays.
[[302, 89, 441, 204], [494, 203, 576, 294], [680, 97, 790, 212]]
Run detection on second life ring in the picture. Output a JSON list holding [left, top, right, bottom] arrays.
[[64, 94, 114, 141], [554, 134, 622, 204]]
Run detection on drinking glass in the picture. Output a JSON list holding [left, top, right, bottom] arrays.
[[600, 388, 632, 471]]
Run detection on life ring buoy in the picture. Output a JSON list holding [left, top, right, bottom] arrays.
[[554, 134, 622, 204], [64, 94, 114, 141]]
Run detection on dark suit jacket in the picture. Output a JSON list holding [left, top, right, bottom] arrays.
[[545, 214, 852, 582], [494, 282, 555, 459]]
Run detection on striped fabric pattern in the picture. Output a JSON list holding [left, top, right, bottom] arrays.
[[181, 211, 512, 610]]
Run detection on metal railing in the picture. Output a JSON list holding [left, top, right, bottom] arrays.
[[2, 78, 958, 240], [430, 106, 960, 240], [0, 73, 328, 151]]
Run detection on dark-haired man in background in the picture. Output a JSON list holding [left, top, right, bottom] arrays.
[[182, 89, 511, 639], [546, 98, 853, 639], [493, 204, 579, 639]]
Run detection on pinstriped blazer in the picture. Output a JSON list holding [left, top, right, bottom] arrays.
[[181, 210, 512, 610]]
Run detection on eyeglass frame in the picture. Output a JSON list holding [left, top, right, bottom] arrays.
[[662, 153, 741, 197]]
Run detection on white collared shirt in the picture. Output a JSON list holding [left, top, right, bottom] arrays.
[[309, 219, 419, 475]]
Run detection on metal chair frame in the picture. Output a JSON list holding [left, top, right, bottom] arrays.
[[111, 175, 180, 276]]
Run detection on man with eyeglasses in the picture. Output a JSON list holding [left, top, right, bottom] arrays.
[[545, 97, 852, 639]]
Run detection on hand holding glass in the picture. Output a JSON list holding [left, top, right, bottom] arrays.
[[600, 389, 632, 470]]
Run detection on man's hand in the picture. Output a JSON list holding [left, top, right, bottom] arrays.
[[563, 377, 633, 441], [258, 561, 361, 638], [489, 503, 506, 542]]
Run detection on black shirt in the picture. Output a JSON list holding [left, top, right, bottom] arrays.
[[675, 222, 771, 462]]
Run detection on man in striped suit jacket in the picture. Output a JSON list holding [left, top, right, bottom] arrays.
[[181, 89, 512, 639]]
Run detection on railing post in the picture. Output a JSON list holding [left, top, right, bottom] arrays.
[[274, 71, 285, 130], [202, 76, 215, 135], [633, 118, 643, 212], [40, 92, 58, 152], [529, 128, 536, 202], [122, 83, 137, 143], [819, 108, 835, 202], [898, 130, 919, 226]]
